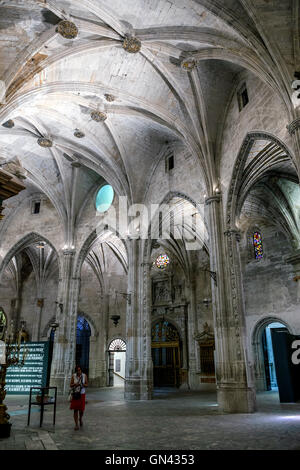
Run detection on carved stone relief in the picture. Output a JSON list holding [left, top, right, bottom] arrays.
[[152, 278, 171, 305]]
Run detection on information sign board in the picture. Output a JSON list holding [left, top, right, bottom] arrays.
[[4, 342, 49, 394]]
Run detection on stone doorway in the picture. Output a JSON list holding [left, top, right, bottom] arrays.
[[108, 338, 126, 387], [151, 319, 181, 387], [253, 318, 290, 392]]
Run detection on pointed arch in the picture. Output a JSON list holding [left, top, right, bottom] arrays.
[[0, 232, 61, 283], [141, 190, 209, 279], [74, 226, 128, 279], [226, 131, 297, 230]]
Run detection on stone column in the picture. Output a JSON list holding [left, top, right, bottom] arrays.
[[50, 249, 80, 394], [11, 295, 22, 336], [186, 279, 198, 389], [205, 195, 256, 413], [88, 335, 97, 383], [124, 238, 153, 400], [32, 298, 44, 341], [102, 292, 110, 387], [9, 299, 17, 327]]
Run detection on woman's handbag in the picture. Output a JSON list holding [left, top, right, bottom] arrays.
[[68, 390, 73, 402], [72, 391, 81, 400]]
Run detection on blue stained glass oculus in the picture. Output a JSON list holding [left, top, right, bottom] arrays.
[[95, 184, 114, 213]]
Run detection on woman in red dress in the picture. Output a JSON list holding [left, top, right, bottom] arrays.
[[70, 365, 88, 430]]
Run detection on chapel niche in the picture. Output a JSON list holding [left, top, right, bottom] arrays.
[[194, 322, 216, 383], [150, 250, 188, 387]]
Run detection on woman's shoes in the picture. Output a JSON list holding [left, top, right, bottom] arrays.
[[80, 420, 83, 427], [74, 426, 79, 430]]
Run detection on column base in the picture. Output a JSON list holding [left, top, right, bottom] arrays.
[[124, 378, 152, 400], [217, 385, 256, 413]]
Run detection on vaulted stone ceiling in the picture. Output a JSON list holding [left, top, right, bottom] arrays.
[[0, 0, 299, 241]]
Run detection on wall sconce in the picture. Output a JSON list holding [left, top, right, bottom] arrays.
[[110, 315, 120, 327], [113, 290, 131, 305], [203, 269, 217, 286], [202, 298, 212, 308], [50, 322, 59, 332]]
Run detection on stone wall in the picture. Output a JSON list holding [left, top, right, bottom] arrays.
[[241, 222, 299, 377], [219, 70, 294, 214]]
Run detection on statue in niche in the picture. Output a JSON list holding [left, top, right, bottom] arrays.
[[194, 322, 215, 378], [173, 285, 182, 301], [154, 281, 170, 303], [194, 322, 214, 343]]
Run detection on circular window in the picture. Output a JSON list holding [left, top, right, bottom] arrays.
[[155, 254, 170, 269], [95, 184, 114, 213]]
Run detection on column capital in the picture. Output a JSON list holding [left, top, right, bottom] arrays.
[[224, 228, 241, 242], [286, 118, 300, 135], [62, 248, 76, 257], [126, 234, 141, 242], [205, 195, 221, 205]]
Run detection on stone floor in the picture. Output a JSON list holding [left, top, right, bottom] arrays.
[[1, 387, 300, 450]]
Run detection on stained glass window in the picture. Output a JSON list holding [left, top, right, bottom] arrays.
[[155, 254, 170, 269], [77, 316, 91, 333], [253, 232, 263, 259], [151, 320, 179, 343], [95, 184, 114, 213], [76, 316, 91, 374]]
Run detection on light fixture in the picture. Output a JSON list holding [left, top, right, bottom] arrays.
[[110, 315, 120, 327], [49, 321, 59, 332], [36, 241, 45, 249], [202, 298, 212, 308]]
